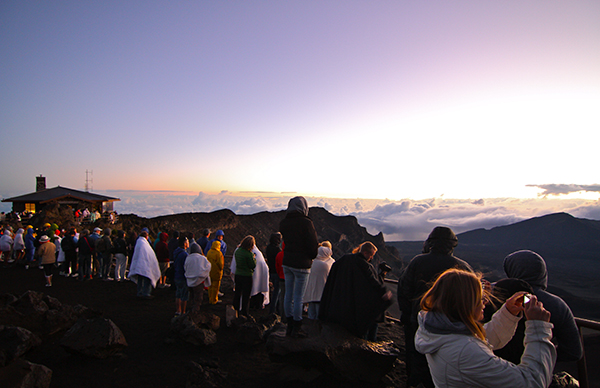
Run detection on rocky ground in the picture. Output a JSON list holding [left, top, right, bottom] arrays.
[[0, 260, 407, 388]]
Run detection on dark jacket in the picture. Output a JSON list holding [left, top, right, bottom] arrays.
[[503, 250, 583, 362], [397, 251, 472, 328], [319, 252, 390, 337], [279, 197, 318, 269]]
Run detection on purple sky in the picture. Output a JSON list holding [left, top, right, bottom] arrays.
[[2, 1, 599, 207]]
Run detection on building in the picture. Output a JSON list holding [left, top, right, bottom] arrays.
[[1, 176, 120, 214]]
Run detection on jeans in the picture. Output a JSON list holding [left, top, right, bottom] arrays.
[[78, 253, 92, 279], [308, 302, 320, 320], [137, 275, 152, 297], [282, 266, 310, 321]]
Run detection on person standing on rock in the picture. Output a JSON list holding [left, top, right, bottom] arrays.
[[173, 236, 190, 314], [303, 241, 335, 320], [185, 242, 212, 313], [279, 196, 319, 337], [96, 228, 113, 280], [319, 241, 392, 340], [128, 229, 161, 299], [265, 232, 282, 314], [397, 226, 473, 388], [37, 235, 56, 287], [206, 240, 224, 304], [113, 230, 129, 282], [197, 228, 211, 256], [207, 229, 227, 258], [155, 232, 170, 288], [77, 229, 94, 280], [232, 235, 256, 317]]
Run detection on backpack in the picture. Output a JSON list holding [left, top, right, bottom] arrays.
[[61, 236, 74, 252], [96, 236, 106, 252]]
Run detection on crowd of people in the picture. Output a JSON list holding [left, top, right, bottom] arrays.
[[0, 195, 585, 387]]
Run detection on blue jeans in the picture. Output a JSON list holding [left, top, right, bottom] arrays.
[[283, 266, 310, 321], [308, 302, 320, 320], [137, 275, 152, 297]]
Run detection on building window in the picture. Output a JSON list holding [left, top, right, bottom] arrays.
[[25, 203, 35, 213]]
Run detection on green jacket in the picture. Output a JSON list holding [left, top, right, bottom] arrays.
[[234, 248, 256, 277]]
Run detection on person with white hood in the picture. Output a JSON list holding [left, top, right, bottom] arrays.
[[303, 241, 335, 319], [185, 242, 211, 313], [13, 228, 25, 263], [128, 229, 161, 299], [0, 228, 14, 263], [414, 268, 556, 388]]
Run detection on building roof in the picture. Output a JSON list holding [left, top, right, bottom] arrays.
[[2, 186, 120, 204]]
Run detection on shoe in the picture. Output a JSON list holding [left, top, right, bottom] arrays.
[[45, 284, 51, 287], [286, 317, 294, 337], [218, 292, 224, 297], [290, 320, 308, 338], [7, 259, 14, 263], [71, 273, 79, 278], [25, 265, 29, 270]]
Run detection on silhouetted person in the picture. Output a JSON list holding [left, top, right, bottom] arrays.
[[397, 226, 473, 388]]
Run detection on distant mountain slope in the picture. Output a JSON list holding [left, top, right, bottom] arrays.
[[388, 212, 600, 319]]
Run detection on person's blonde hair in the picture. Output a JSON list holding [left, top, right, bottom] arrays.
[[420, 268, 487, 341], [320, 241, 332, 249]]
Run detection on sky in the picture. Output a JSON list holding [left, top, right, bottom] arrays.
[[2, 1, 600, 240]]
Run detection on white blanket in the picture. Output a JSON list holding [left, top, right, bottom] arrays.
[[230, 246, 270, 308], [128, 237, 161, 287], [185, 253, 212, 287]]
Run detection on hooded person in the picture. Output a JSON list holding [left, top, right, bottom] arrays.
[[13, 228, 25, 263], [207, 229, 227, 257], [279, 196, 319, 337], [303, 243, 335, 320], [206, 240, 224, 304], [24, 227, 36, 268], [503, 250, 582, 363], [0, 228, 13, 263], [184, 242, 211, 312], [397, 226, 473, 388], [128, 231, 162, 299]]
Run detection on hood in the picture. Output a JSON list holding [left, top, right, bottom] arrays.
[[160, 233, 168, 242], [27, 229, 34, 236], [286, 196, 309, 216], [415, 311, 472, 355], [503, 250, 548, 290], [103, 228, 112, 237], [189, 242, 203, 255], [210, 240, 221, 251], [16, 228, 24, 235], [316, 246, 332, 261]]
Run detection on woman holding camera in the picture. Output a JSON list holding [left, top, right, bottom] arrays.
[[415, 268, 556, 388]]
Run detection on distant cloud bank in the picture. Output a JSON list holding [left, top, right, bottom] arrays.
[[103, 190, 600, 241]]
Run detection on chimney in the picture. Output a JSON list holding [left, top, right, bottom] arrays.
[[36, 175, 46, 192]]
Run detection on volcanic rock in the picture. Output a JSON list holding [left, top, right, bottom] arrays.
[[0, 358, 52, 388], [60, 317, 128, 358], [266, 320, 399, 383], [0, 326, 42, 367]]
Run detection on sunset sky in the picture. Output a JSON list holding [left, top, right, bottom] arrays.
[[2, 1, 599, 239]]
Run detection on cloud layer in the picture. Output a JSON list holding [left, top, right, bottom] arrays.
[[104, 190, 600, 241]]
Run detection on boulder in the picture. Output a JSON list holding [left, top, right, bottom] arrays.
[[0, 326, 42, 367], [60, 317, 128, 358], [0, 358, 52, 388], [266, 321, 399, 383], [0, 291, 80, 335], [169, 314, 217, 346], [186, 360, 227, 388], [234, 313, 280, 346]]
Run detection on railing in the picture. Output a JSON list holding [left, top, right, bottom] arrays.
[[383, 277, 600, 388], [575, 317, 600, 388]]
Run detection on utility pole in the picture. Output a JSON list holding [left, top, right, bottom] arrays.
[[85, 170, 93, 192]]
